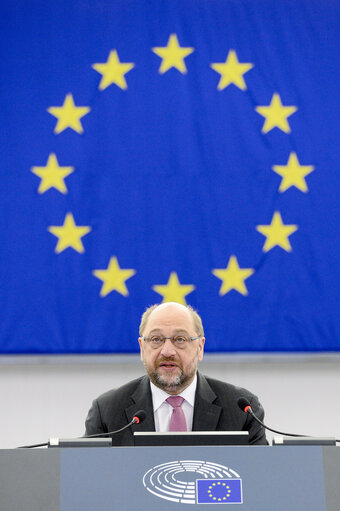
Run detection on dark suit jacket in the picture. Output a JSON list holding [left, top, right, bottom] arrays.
[[85, 372, 267, 445]]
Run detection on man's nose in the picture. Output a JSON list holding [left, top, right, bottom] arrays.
[[160, 338, 177, 357]]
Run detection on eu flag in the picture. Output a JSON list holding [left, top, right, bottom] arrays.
[[1, 0, 340, 353], [197, 479, 242, 504]]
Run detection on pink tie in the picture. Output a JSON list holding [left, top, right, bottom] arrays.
[[166, 396, 187, 431]]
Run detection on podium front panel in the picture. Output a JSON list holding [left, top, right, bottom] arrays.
[[59, 446, 325, 510], [0, 449, 59, 511], [1, 446, 340, 510]]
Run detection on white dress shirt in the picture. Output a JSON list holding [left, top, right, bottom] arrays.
[[150, 374, 197, 432]]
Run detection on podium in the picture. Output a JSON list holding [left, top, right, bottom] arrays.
[[0, 446, 339, 510]]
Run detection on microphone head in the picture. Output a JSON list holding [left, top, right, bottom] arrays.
[[133, 410, 147, 424], [237, 397, 251, 413]]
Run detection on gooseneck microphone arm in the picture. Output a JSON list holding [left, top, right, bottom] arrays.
[[18, 410, 147, 449], [237, 397, 306, 438], [237, 397, 340, 442], [84, 409, 147, 439]]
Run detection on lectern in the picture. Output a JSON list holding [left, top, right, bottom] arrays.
[[0, 446, 339, 510]]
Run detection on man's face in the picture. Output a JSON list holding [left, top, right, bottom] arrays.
[[138, 303, 205, 395]]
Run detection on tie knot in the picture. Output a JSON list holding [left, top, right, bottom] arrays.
[[166, 396, 184, 408]]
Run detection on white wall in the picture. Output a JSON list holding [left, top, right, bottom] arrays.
[[1, 353, 339, 448]]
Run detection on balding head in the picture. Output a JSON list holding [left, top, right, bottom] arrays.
[[139, 302, 204, 338]]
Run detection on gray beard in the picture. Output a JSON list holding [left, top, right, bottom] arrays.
[[147, 366, 196, 393], [150, 370, 186, 392]]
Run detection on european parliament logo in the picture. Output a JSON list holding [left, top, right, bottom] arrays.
[[143, 460, 243, 505]]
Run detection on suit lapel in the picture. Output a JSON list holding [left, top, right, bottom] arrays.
[[192, 373, 222, 431], [124, 373, 222, 433], [125, 375, 156, 433]]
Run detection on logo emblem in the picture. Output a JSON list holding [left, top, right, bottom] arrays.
[[143, 460, 243, 504]]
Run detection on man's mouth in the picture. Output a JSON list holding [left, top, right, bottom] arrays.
[[158, 361, 179, 372]]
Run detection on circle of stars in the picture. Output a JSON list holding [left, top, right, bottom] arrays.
[[30, 33, 314, 301], [208, 482, 232, 502]]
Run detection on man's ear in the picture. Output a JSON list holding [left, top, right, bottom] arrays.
[[198, 337, 205, 361], [138, 337, 144, 361]]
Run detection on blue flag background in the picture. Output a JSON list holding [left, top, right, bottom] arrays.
[[1, 0, 340, 354]]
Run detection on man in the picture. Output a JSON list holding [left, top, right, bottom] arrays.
[[85, 302, 267, 445]]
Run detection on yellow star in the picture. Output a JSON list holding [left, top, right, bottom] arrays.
[[212, 256, 254, 296], [48, 213, 91, 253], [31, 153, 74, 194], [255, 93, 297, 133], [152, 272, 195, 305], [92, 50, 135, 90], [272, 152, 315, 192], [152, 34, 194, 74], [210, 50, 253, 91], [256, 211, 298, 252], [93, 256, 136, 297], [47, 93, 90, 134]]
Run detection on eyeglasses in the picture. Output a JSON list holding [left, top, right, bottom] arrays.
[[141, 335, 201, 350]]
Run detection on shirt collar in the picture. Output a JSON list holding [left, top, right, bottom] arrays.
[[150, 373, 197, 412]]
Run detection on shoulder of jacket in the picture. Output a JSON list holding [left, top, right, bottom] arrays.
[[95, 375, 146, 404], [201, 374, 258, 400]]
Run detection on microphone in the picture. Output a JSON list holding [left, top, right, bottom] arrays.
[[237, 398, 339, 444], [18, 410, 147, 448], [84, 409, 147, 438], [237, 397, 307, 438], [132, 410, 146, 424]]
